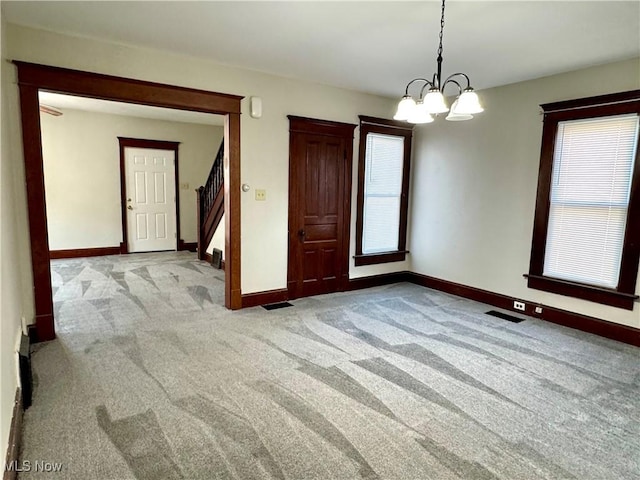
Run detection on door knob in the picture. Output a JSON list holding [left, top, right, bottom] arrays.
[[298, 229, 306, 239], [127, 205, 133, 210]]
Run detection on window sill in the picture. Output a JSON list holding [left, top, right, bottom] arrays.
[[524, 274, 638, 310], [354, 251, 408, 266]]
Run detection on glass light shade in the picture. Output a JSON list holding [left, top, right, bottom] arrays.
[[407, 101, 434, 124], [455, 89, 484, 114], [394, 95, 416, 121], [423, 89, 449, 114], [446, 99, 474, 121]]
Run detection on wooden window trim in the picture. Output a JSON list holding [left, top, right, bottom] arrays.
[[354, 116, 413, 267], [526, 90, 640, 310]]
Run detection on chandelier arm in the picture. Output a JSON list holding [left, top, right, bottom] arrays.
[[441, 78, 463, 96], [404, 78, 433, 96], [443, 73, 472, 90]]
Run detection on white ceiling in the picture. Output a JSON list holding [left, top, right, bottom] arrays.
[[5, 1, 640, 97], [39, 91, 224, 125]]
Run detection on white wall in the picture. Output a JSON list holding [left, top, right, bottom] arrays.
[[40, 108, 223, 250], [0, 10, 24, 464], [6, 23, 407, 300], [409, 58, 640, 329], [207, 214, 225, 259]]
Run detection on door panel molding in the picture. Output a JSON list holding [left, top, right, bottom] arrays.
[[118, 138, 180, 253], [14, 61, 243, 341], [287, 116, 356, 299]]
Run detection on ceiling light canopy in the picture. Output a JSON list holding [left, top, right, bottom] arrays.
[[394, 0, 484, 124]]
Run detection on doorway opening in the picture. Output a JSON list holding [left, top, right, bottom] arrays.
[[15, 61, 243, 342]]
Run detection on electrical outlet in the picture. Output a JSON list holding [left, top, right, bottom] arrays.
[[255, 189, 266, 201], [513, 301, 525, 311], [535, 306, 543, 314]]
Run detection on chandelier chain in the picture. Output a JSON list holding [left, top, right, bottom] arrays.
[[437, 0, 445, 60]]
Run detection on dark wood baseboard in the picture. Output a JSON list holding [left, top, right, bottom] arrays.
[[347, 271, 411, 290], [201, 252, 225, 270], [49, 246, 121, 259], [3, 389, 23, 480], [178, 240, 197, 252], [241, 288, 289, 308], [406, 272, 640, 347]]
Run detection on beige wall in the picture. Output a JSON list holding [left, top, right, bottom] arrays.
[[40, 108, 223, 250], [6, 23, 407, 299], [409, 58, 640, 329], [0, 12, 23, 463], [206, 214, 225, 259]]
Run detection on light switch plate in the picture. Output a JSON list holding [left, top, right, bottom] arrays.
[[255, 189, 266, 201]]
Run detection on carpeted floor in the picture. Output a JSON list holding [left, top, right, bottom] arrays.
[[18, 252, 640, 479]]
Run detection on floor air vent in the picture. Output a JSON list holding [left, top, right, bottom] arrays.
[[485, 310, 525, 323], [262, 302, 294, 311]]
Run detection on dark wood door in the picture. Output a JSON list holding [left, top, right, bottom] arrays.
[[288, 117, 356, 299]]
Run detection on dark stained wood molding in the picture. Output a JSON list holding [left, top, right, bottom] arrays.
[[525, 274, 638, 311], [3, 389, 23, 480], [358, 115, 415, 130], [17, 82, 56, 342], [118, 137, 181, 252], [14, 61, 243, 342], [353, 251, 409, 266], [347, 271, 411, 291], [541, 89, 640, 113], [528, 90, 640, 310], [241, 288, 289, 308], [407, 272, 640, 347], [49, 247, 121, 259], [178, 240, 197, 252], [13, 61, 242, 114], [225, 113, 242, 309], [287, 115, 357, 138], [355, 117, 413, 267]]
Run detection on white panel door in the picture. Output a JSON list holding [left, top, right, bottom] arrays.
[[125, 147, 177, 252]]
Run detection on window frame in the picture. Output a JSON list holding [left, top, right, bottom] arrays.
[[526, 90, 640, 310], [354, 116, 413, 266]]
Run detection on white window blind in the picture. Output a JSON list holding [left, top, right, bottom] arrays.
[[362, 133, 405, 254], [543, 113, 639, 288]]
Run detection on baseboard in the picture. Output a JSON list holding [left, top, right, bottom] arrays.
[[49, 246, 120, 259], [406, 272, 640, 347], [178, 240, 197, 252], [347, 271, 411, 291], [200, 252, 225, 270], [3, 389, 23, 480], [241, 288, 289, 308]]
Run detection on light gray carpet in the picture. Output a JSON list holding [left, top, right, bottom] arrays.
[[18, 252, 640, 479]]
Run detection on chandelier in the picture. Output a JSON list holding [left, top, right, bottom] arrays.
[[394, 0, 484, 124]]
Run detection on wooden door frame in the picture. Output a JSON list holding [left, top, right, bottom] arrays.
[[14, 61, 244, 342], [117, 137, 181, 253], [286, 115, 356, 299]]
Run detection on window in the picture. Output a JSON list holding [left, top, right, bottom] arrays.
[[354, 116, 413, 266], [527, 91, 640, 310]]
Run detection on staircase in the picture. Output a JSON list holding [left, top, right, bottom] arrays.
[[196, 140, 224, 260]]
